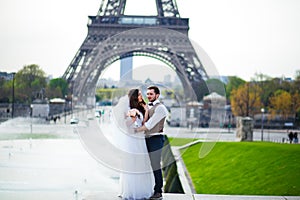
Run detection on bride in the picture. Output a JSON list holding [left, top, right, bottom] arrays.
[[112, 89, 154, 200]]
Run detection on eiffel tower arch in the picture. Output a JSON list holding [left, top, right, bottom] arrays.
[[62, 0, 210, 106]]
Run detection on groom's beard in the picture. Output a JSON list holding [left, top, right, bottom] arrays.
[[149, 97, 157, 102]]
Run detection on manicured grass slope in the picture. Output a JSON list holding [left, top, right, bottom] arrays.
[[181, 142, 300, 196], [168, 137, 198, 146]]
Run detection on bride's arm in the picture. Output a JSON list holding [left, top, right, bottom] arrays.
[[142, 104, 149, 125], [125, 110, 136, 127]]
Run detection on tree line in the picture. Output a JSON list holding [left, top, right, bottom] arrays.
[[226, 72, 300, 127], [1, 64, 299, 126], [0, 64, 68, 104]]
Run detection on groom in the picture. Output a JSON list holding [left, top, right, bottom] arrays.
[[135, 85, 168, 200]]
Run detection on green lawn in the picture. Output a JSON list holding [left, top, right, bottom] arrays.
[[168, 137, 198, 146], [180, 142, 300, 196]]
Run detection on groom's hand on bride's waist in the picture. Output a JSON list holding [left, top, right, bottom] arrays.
[[134, 125, 148, 133]]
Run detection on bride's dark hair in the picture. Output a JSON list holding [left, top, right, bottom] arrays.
[[128, 89, 146, 116]]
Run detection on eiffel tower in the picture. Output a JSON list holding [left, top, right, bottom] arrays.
[[62, 0, 209, 106]]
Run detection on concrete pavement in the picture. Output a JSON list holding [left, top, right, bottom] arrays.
[[83, 192, 300, 200], [0, 118, 299, 200]]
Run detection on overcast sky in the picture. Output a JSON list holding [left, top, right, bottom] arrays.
[[0, 0, 299, 81]]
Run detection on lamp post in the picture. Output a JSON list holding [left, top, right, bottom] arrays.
[[261, 108, 265, 141], [11, 72, 16, 118], [30, 104, 33, 134], [70, 80, 74, 118], [228, 114, 231, 133], [64, 95, 67, 124]]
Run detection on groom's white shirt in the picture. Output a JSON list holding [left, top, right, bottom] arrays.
[[144, 100, 168, 134]]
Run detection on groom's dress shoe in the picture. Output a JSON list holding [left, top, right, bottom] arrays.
[[150, 193, 162, 199]]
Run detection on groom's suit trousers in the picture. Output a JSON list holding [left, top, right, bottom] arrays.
[[146, 135, 165, 194]]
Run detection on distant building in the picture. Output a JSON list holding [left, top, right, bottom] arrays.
[[0, 72, 14, 81], [49, 98, 65, 116], [120, 57, 133, 81], [97, 78, 118, 88], [31, 99, 49, 118], [284, 77, 293, 82]]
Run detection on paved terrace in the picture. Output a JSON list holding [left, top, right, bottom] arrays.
[[0, 118, 299, 200]]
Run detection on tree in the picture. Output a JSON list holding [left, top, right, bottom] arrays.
[[95, 88, 127, 102], [230, 83, 262, 117], [46, 78, 68, 98], [0, 77, 10, 103], [292, 71, 300, 126], [225, 76, 246, 101], [268, 90, 292, 121], [292, 70, 300, 94], [251, 73, 272, 107], [14, 64, 47, 103], [206, 78, 226, 97], [251, 72, 272, 82]]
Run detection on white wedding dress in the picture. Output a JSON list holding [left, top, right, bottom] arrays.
[[111, 96, 154, 200]]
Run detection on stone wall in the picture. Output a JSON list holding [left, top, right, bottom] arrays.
[[162, 136, 184, 193], [236, 117, 253, 141]]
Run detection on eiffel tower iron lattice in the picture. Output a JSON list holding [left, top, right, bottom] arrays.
[[62, 0, 210, 105]]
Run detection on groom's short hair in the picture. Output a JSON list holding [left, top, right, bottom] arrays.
[[147, 85, 160, 94]]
